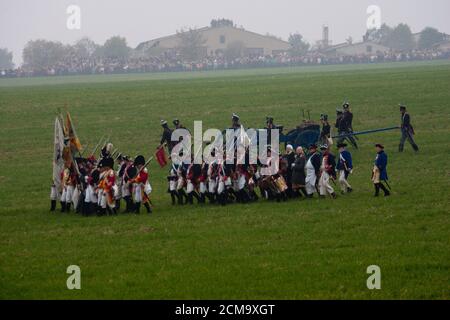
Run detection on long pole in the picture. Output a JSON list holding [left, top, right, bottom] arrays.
[[332, 127, 399, 139]]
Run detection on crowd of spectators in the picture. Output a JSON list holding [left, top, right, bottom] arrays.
[[1, 48, 449, 78]]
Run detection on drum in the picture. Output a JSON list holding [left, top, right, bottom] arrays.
[[274, 176, 288, 192]]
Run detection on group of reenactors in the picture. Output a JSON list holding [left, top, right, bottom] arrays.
[[159, 102, 419, 205], [50, 103, 419, 213], [51, 143, 154, 215], [158, 113, 357, 207]]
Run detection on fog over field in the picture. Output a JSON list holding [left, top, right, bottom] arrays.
[[1, 0, 450, 65]]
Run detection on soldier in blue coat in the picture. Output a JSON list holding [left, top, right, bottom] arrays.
[[372, 144, 390, 197], [336, 143, 353, 193], [399, 104, 419, 152]]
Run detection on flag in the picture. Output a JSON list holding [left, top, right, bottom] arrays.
[[155, 146, 168, 168], [53, 117, 65, 190], [65, 111, 82, 154]]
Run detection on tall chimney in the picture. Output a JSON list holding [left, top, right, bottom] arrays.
[[322, 25, 329, 48]]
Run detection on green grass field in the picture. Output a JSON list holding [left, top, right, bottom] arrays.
[[0, 61, 449, 299]]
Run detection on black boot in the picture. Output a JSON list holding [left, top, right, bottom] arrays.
[[379, 183, 390, 197], [50, 200, 56, 212], [134, 202, 141, 214], [199, 193, 206, 204], [177, 190, 184, 205], [66, 203, 71, 212], [115, 199, 121, 211], [218, 193, 226, 206], [170, 191, 177, 205], [192, 191, 200, 204], [187, 193, 193, 204], [81, 202, 88, 216], [97, 207, 106, 216], [413, 144, 419, 152], [125, 196, 133, 213], [374, 184, 380, 197], [179, 189, 188, 205], [144, 202, 152, 214], [60, 202, 66, 212], [239, 189, 250, 203]]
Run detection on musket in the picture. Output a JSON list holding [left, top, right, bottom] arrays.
[[114, 152, 122, 161], [383, 180, 392, 191], [138, 157, 154, 173], [102, 136, 110, 149], [91, 135, 105, 156], [79, 143, 89, 158], [111, 148, 118, 157]]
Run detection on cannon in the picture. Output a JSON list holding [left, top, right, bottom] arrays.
[[277, 108, 400, 149], [279, 120, 321, 149]]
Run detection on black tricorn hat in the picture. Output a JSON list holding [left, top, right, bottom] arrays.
[[103, 157, 114, 168], [375, 143, 385, 149], [343, 101, 350, 109], [232, 113, 240, 121], [399, 104, 407, 110], [173, 119, 180, 126], [320, 114, 328, 121], [134, 155, 145, 166], [309, 143, 318, 149], [337, 143, 348, 148], [266, 116, 274, 123]]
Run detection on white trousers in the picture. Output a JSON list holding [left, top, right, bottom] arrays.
[[61, 185, 74, 203], [72, 187, 80, 209], [85, 185, 97, 203], [97, 189, 106, 208], [50, 186, 60, 201], [338, 170, 351, 192], [122, 182, 130, 197], [199, 182, 206, 194], [305, 171, 317, 195], [319, 172, 334, 196], [208, 179, 217, 193], [133, 183, 142, 202], [169, 180, 177, 191]]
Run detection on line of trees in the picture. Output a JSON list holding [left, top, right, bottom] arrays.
[[21, 36, 130, 71], [364, 24, 446, 51], [0, 48, 14, 69]]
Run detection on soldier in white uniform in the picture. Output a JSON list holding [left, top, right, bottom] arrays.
[[305, 144, 321, 198]]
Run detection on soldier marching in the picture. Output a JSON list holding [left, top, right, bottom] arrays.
[[50, 104, 414, 216]]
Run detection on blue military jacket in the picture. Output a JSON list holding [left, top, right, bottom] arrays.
[[336, 150, 353, 171], [375, 151, 388, 181]]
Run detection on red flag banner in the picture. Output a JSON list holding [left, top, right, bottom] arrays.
[[155, 146, 168, 168]]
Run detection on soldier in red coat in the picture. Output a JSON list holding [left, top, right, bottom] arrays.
[[130, 155, 152, 214]]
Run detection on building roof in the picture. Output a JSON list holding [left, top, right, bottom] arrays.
[[136, 25, 289, 51], [321, 41, 390, 53]]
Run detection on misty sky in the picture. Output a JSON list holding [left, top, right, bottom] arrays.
[[1, 0, 449, 65]]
